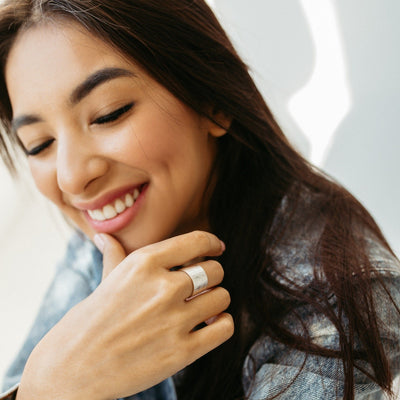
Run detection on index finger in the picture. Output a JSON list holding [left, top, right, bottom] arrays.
[[130, 230, 225, 269]]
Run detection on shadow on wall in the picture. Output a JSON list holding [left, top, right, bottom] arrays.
[[322, 0, 400, 256], [213, 0, 400, 256], [213, 0, 314, 156]]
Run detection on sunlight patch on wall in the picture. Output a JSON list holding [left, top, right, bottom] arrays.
[[288, 0, 351, 166]]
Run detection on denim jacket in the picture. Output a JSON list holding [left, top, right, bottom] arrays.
[[2, 191, 400, 400]]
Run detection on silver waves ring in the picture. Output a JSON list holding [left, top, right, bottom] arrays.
[[180, 265, 209, 297]]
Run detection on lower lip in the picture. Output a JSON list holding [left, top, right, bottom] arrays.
[[84, 185, 148, 234]]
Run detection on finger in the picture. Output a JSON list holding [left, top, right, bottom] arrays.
[[176, 260, 224, 300], [94, 234, 127, 280], [186, 313, 234, 362], [185, 287, 231, 328], [134, 231, 225, 270]]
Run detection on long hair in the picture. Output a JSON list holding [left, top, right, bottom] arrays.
[[0, 1, 398, 399]]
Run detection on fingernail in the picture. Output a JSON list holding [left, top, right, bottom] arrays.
[[94, 234, 105, 253], [220, 240, 226, 253]]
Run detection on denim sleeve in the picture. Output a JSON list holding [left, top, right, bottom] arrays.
[[242, 273, 400, 400], [1, 232, 102, 392], [0, 384, 18, 400]]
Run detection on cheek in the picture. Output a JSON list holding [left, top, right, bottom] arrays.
[[110, 113, 193, 170], [29, 163, 62, 206]]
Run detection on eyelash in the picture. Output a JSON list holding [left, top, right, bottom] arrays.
[[26, 103, 134, 156], [26, 139, 55, 156], [92, 102, 134, 125]]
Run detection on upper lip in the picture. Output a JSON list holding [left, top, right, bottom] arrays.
[[72, 183, 145, 211]]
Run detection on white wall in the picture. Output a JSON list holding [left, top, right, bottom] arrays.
[[1, 0, 399, 390], [212, 0, 400, 256], [0, 168, 71, 386]]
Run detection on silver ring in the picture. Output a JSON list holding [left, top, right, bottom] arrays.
[[180, 265, 208, 297]]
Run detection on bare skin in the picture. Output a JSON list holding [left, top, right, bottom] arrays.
[[17, 231, 233, 400], [6, 22, 234, 399]]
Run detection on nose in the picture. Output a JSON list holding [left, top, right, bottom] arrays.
[[56, 131, 109, 195]]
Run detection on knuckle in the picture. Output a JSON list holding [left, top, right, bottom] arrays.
[[217, 287, 231, 308], [207, 259, 221, 269], [182, 341, 195, 360], [220, 313, 235, 338], [157, 274, 179, 297], [207, 260, 224, 279], [186, 334, 207, 362], [160, 335, 189, 368], [132, 248, 160, 268], [190, 230, 213, 249]]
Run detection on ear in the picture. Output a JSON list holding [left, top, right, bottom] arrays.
[[207, 109, 232, 138]]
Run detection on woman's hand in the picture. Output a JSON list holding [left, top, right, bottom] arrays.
[[17, 231, 233, 400]]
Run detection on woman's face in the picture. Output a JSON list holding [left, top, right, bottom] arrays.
[[5, 22, 225, 253]]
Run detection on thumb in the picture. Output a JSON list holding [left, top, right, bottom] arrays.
[[94, 233, 127, 280]]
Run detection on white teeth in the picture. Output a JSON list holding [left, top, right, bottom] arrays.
[[115, 199, 126, 213], [125, 193, 134, 207], [103, 204, 117, 219], [89, 209, 106, 221], [88, 188, 141, 221]]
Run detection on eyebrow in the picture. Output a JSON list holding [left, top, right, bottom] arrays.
[[11, 67, 136, 131], [69, 67, 135, 105], [12, 114, 42, 132]]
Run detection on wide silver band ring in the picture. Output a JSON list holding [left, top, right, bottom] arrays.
[[180, 265, 208, 297]]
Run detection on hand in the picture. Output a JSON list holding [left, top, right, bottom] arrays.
[[17, 231, 233, 400]]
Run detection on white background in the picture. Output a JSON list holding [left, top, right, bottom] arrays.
[[1, 0, 399, 391]]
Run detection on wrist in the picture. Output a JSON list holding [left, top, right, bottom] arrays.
[[16, 337, 105, 400]]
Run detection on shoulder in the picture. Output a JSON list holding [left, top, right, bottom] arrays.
[[243, 272, 400, 399], [269, 184, 400, 289], [243, 186, 400, 398]]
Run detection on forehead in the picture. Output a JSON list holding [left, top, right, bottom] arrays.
[[5, 21, 139, 111]]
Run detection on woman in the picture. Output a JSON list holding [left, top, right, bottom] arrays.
[[0, 1, 399, 399]]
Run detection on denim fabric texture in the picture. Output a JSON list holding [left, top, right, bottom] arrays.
[[2, 190, 400, 399]]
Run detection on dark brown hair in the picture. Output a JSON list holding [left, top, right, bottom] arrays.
[[0, 1, 398, 399]]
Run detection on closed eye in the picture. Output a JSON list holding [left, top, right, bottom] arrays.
[[26, 139, 55, 156], [92, 103, 134, 125]]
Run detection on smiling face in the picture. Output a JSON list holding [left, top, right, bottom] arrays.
[[5, 22, 225, 253]]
